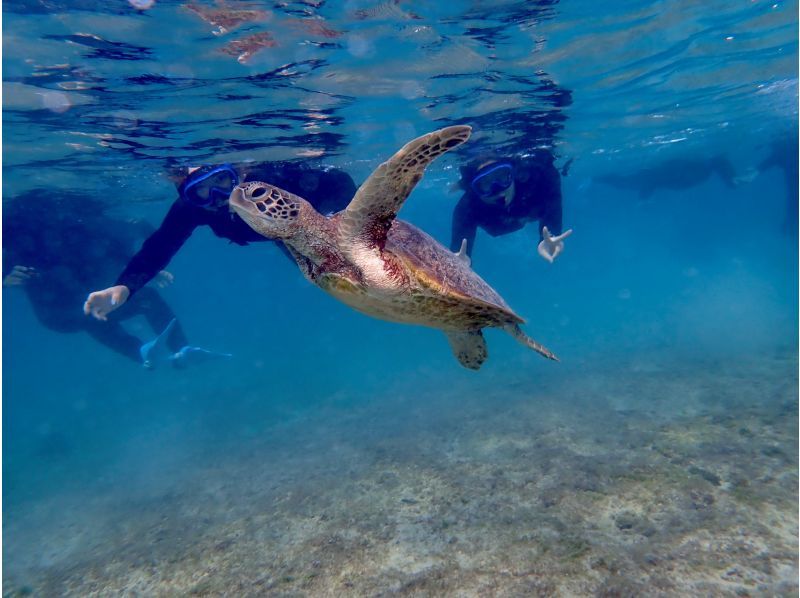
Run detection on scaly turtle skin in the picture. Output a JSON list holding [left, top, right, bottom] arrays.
[[229, 125, 557, 369]]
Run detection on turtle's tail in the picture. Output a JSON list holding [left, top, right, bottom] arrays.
[[504, 324, 559, 362]]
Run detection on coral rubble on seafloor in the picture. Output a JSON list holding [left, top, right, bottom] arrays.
[[3, 351, 797, 596]]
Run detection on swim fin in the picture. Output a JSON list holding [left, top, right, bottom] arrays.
[[140, 318, 178, 369], [170, 345, 233, 369]]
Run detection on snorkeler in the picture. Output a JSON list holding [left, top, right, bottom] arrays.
[[84, 161, 357, 321], [2, 192, 216, 369], [593, 154, 741, 200], [450, 150, 573, 261]]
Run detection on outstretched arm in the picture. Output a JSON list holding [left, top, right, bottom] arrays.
[[535, 166, 572, 263], [114, 200, 198, 295], [451, 196, 478, 257], [536, 166, 563, 241], [84, 200, 199, 320]]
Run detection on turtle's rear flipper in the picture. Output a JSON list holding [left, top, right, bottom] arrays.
[[445, 330, 488, 370], [504, 324, 559, 362]]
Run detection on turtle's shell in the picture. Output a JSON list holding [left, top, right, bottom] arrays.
[[384, 220, 524, 324]]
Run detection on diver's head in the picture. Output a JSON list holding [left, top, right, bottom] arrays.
[[470, 160, 516, 207], [178, 164, 240, 209], [228, 181, 303, 240]]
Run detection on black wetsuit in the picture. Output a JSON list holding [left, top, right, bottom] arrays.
[[2, 199, 187, 363], [450, 153, 563, 257], [116, 162, 357, 296]]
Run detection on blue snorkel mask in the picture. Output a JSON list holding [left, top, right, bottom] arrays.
[[178, 164, 240, 208], [470, 162, 514, 199]]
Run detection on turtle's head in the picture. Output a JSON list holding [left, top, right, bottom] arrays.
[[229, 181, 306, 240]]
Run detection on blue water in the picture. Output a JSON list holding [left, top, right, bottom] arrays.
[[3, 1, 798, 595]]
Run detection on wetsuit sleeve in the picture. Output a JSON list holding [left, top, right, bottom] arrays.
[[451, 196, 478, 256], [114, 200, 200, 296], [535, 168, 563, 241]]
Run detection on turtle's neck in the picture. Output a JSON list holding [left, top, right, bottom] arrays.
[[285, 203, 342, 268]]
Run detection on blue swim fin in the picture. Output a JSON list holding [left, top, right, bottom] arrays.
[[170, 345, 233, 369], [139, 318, 177, 369]]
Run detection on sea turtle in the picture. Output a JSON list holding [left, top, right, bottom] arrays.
[[229, 125, 558, 369]]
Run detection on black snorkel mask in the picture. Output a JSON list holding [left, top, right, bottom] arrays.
[[470, 161, 514, 201], [178, 164, 239, 209]]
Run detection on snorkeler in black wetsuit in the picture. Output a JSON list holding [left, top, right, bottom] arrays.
[[450, 151, 572, 262], [3, 192, 193, 367], [84, 161, 357, 321], [593, 154, 740, 200]]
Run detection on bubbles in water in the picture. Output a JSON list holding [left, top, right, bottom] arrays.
[[346, 34, 372, 57], [400, 81, 424, 100], [40, 91, 71, 113], [128, 0, 155, 9]]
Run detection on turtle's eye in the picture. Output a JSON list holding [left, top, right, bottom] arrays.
[[251, 187, 267, 199]]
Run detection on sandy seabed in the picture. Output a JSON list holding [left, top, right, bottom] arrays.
[[4, 349, 798, 597]]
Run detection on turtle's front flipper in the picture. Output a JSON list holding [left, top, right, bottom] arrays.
[[504, 324, 559, 362], [339, 125, 471, 252], [445, 330, 488, 370]]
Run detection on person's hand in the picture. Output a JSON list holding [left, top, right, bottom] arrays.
[[3, 266, 39, 287], [153, 270, 174, 288], [83, 285, 130, 321], [537, 227, 573, 263]]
